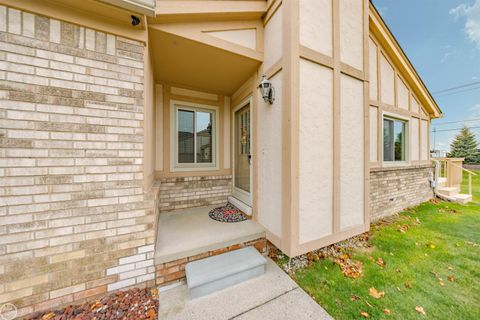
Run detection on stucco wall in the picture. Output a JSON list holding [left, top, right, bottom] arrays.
[[0, 5, 156, 317], [298, 59, 333, 244], [257, 71, 283, 239], [257, 3, 284, 240], [299, 0, 332, 57], [370, 165, 434, 220], [339, 74, 365, 230], [339, 0, 364, 71]]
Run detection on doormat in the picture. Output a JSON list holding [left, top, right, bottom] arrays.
[[208, 203, 248, 223]]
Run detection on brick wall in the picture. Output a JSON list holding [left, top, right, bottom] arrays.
[[0, 5, 157, 317], [158, 175, 232, 212], [370, 165, 434, 220]]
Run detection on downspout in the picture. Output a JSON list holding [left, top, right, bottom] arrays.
[[431, 159, 457, 202]]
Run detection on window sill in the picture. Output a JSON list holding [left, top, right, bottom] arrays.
[[171, 165, 219, 172]]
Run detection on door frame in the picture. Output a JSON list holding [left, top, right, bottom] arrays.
[[232, 96, 253, 206]]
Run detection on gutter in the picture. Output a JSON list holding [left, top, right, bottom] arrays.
[[99, 0, 156, 16]]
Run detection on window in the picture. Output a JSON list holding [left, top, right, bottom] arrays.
[[173, 103, 216, 169], [383, 117, 406, 162]]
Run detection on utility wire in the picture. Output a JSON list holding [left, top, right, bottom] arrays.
[[432, 80, 480, 94], [435, 85, 480, 97], [431, 126, 480, 133], [432, 118, 480, 126]]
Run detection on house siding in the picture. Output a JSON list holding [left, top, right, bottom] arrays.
[[370, 165, 434, 220], [0, 5, 156, 317]]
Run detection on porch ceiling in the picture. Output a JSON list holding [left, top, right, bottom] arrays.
[[148, 27, 261, 94]]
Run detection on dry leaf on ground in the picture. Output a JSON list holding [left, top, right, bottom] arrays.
[[41, 313, 55, 320], [448, 275, 455, 282], [415, 306, 426, 316], [369, 287, 385, 299], [335, 259, 363, 278], [360, 311, 370, 318], [351, 295, 360, 301], [376, 257, 386, 268], [383, 309, 391, 315], [405, 282, 412, 289]]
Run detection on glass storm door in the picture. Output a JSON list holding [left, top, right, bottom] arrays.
[[234, 103, 252, 205]]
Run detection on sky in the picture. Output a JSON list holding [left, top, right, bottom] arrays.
[[372, 0, 480, 153]]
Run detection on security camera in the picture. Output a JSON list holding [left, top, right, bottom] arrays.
[[131, 15, 140, 26]]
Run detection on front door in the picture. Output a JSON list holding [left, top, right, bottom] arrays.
[[233, 101, 252, 205]]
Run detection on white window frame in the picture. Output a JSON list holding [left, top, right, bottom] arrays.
[[170, 100, 219, 172], [381, 112, 409, 166]]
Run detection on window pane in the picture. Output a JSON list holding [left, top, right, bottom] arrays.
[[196, 111, 213, 163], [394, 121, 406, 161], [178, 110, 194, 163], [383, 119, 394, 161]]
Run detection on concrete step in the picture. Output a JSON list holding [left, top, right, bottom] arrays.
[[438, 187, 459, 197], [185, 246, 267, 299], [453, 194, 472, 205]]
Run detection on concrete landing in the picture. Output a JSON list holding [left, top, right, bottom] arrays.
[[155, 205, 265, 265], [158, 259, 333, 320]]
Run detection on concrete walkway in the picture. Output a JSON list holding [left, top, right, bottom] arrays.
[[158, 259, 333, 320]]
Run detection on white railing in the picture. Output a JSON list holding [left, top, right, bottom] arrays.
[[435, 157, 476, 196]]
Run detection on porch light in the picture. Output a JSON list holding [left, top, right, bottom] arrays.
[[258, 75, 275, 104]]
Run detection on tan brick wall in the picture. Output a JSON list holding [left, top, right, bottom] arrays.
[[0, 5, 157, 317], [158, 175, 232, 212], [155, 238, 267, 286], [370, 165, 434, 220]]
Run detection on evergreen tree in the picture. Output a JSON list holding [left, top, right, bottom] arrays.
[[448, 126, 480, 164]]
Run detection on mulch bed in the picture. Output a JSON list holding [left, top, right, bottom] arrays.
[[25, 288, 158, 320], [208, 203, 248, 223]]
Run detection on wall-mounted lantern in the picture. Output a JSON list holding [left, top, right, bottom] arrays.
[[258, 75, 275, 104]]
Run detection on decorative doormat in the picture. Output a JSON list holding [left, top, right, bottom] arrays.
[[208, 203, 248, 223]]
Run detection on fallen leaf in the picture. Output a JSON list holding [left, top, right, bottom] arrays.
[[448, 275, 455, 282], [415, 306, 426, 316], [383, 309, 391, 315], [147, 308, 156, 320], [350, 295, 360, 301], [376, 257, 386, 268], [90, 301, 101, 310], [360, 311, 370, 318], [41, 313, 55, 320], [369, 287, 385, 299], [447, 266, 454, 271], [336, 259, 363, 278], [439, 281, 445, 286], [427, 242, 436, 249], [405, 282, 412, 289]]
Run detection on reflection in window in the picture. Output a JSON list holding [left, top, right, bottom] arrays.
[[383, 117, 406, 162], [178, 110, 194, 163], [196, 112, 212, 163], [176, 107, 215, 166]]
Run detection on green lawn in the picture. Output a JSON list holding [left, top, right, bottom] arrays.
[[461, 169, 480, 202], [292, 201, 480, 319]]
